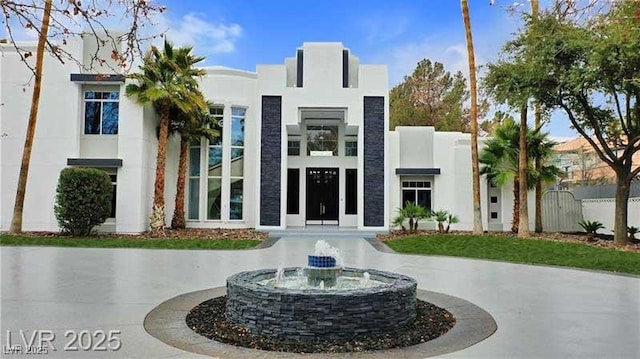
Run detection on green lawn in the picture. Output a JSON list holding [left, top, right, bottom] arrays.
[[385, 234, 640, 275], [0, 235, 261, 250]]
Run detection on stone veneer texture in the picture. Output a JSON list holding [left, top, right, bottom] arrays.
[[363, 96, 385, 227], [226, 268, 417, 340], [260, 96, 282, 226]]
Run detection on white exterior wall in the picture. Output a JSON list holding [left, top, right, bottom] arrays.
[[3, 38, 545, 234], [256, 43, 389, 231], [389, 127, 538, 232], [582, 198, 640, 230], [1, 41, 83, 231]]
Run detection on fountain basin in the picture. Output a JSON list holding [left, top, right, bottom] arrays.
[[226, 267, 417, 340]]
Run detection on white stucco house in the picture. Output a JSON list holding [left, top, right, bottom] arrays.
[[0, 36, 529, 233]]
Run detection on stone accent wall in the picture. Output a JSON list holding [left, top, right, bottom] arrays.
[[363, 96, 385, 227], [260, 96, 282, 226], [226, 268, 417, 340]]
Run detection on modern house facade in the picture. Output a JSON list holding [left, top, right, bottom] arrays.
[[1, 37, 525, 233]]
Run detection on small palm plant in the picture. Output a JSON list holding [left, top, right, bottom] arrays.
[[628, 226, 639, 241], [392, 214, 407, 233], [445, 213, 459, 233], [394, 202, 430, 234], [579, 220, 605, 240], [433, 210, 458, 233]]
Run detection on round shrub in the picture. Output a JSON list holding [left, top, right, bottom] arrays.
[[54, 167, 112, 236]]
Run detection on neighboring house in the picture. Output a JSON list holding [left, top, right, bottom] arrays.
[[0, 37, 530, 233], [553, 137, 640, 188]]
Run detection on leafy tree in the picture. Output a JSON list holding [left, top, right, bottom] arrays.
[[390, 59, 470, 131], [4, 0, 164, 234], [501, 1, 640, 244], [168, 101, 220, 229], [126, 40, 207, 235], [480, 119, 563, 232], [461, 0, 484, 235]]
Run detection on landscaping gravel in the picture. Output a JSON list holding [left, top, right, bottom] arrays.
[[186, 296, 456, 353]]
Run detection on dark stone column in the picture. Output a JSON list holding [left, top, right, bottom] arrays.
[[260, 96, 282, 226], [296, 50, 303, 88], [363, 96, 385, 227]]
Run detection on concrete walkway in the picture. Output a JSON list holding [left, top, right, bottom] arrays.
[[1, 235, 639, 358]]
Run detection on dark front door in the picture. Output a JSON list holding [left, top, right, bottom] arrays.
[[306, 168, 339, 223]]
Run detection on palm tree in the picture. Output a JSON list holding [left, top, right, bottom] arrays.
[[461, 0, 484, 235], [530, 0, 544, 233], [126, 40, 207, 234], [480, 119, 563, 233], [168, 101, 219, 229], [9, 0, 53, 234]]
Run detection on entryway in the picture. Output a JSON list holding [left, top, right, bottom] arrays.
[[306, 168, 339, 225]]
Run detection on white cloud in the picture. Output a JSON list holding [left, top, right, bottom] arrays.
[[155, 12, 242, 55], [381, 36, 481, 86], [360, 15, 409, 44]]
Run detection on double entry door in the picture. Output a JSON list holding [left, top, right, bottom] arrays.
[[306, 168, 338, 224]]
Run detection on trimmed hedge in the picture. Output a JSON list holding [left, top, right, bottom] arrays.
[[54, 167, 112, 236]]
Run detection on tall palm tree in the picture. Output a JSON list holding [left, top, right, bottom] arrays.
[[9, 0, 53, 234], [518, 103, 530, 237], [461, 0, 484, 234], [169, 101, 219, 229], [530, 0, 544, 233], [480, 119, 563, 233], [126, 40, 207, 234]]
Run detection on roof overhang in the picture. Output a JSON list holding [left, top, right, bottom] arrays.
[[67, 158, 123, 167], [395, 168, 441, 176], [70, 73, 125, 83]]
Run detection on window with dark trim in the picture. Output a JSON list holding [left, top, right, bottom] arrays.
[[108, 173, 117, 218], [346, 169, 357, 214], [490, 196, 498, 203], [288, 140, 300, 156], [401, 180, 432, 210], [345, 141, 357, 156], [287, 169, 300, 214], [83, 90, 119, 134]]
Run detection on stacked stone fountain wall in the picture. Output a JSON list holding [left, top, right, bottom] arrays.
[[226, 268, 417, 340]]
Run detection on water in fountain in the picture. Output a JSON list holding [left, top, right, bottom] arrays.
[[362, 272, 371, 287], [264, 241, 388, 290], [274, 266, 285, 287]]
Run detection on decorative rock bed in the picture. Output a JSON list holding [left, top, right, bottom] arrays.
[[225, 268, 418, 340]]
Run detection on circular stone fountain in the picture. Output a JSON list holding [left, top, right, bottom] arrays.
[[225, 240, 418, 340], [226, 267, 417, 340]]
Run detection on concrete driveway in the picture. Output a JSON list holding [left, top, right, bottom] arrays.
[[1, 235, 639, 358]]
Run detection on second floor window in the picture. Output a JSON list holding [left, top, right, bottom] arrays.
[[84, 91, 119, 135]]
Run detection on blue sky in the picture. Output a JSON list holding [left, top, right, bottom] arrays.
[[157, 0, 576, 139], [4, 0, 575, 138]]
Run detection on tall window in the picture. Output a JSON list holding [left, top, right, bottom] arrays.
[[84, 90, 119, 134], [346, 169, 357, 214], [229, 107, 245, 220], [188, 139, 201, 220], [108, 172, 117, 218], [401, 180, 431, 210], [287, 169, 300, 214], [207, 107, 224, 220]]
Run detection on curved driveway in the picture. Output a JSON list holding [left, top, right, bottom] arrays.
[[1, 235, 639, 358]]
